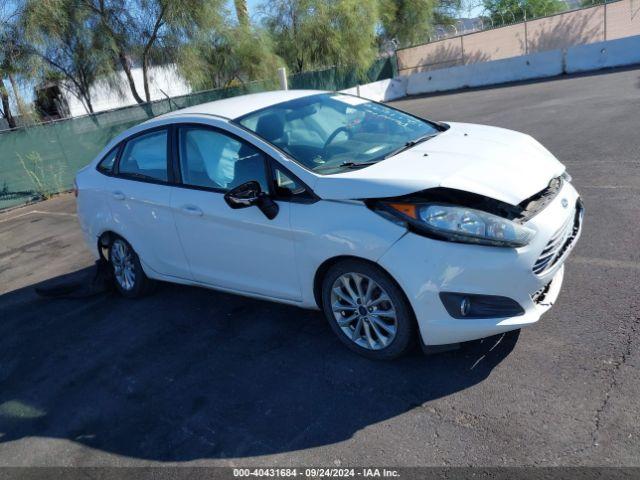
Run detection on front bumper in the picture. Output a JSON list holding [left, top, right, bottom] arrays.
[[377, 181, 581, 345]]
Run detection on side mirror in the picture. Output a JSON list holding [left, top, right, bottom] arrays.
[[224, 181, 279, 220]]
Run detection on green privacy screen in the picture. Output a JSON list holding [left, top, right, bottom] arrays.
[[289, 56, 397, 90], [0, 57, 396, 210]]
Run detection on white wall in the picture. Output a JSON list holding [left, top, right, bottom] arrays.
[[65, 64, 191, 117], [340, 77, 408, 102], [565, 35, 640, 73], [405, 50, 564, 96]]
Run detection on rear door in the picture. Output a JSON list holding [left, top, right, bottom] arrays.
[[169, 124, 301, 301], [107, 127, 191, 279]]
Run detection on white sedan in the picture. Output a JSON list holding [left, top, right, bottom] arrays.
[[76, 90, 583, 359]]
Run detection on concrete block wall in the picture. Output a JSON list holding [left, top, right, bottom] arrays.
[[463, 25, 526, 64], [405, 50, 564, 96], [526, 6, 605, 53], [606, 0, 640, 39], [565, 35, 640, 72], [348, 34, 640, 101], [340, 77, 408, 102], [397, 38, 463, 75], [397, 0, 640, 75]]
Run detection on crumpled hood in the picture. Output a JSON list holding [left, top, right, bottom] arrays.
[[313, 122, 565, 206]]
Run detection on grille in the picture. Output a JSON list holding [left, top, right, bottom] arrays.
[[532, 201, 583, 275]]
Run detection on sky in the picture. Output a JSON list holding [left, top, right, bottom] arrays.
[[246, 0, 262, 12], [244, 0, 264, 21]]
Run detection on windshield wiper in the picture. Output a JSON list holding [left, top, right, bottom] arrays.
[[315, 160, 379, 172], [383, 133, 439, 159], [316, 132, 439, 172], [338, 161, 380, 169]]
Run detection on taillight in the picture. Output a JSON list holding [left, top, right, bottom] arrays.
[[73, 178, 79, 198]]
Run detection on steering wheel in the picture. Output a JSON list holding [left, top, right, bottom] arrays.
[[323, 126, 350, 152]]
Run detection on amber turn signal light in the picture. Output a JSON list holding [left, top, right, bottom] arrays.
[[386, 203, 418, 219]]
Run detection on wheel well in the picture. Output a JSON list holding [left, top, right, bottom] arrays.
[[313, 255, 420, 352], [312, 255, 411, 312], [97, 231, 121, 261]]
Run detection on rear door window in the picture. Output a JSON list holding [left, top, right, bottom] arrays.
[[118, 130, 168, 182]]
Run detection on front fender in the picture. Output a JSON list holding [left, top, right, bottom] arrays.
[[290, 199, 407, 308]]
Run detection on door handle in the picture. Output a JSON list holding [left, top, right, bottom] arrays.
[[181, 205, 203, 216], [112, 191, 125, 201]]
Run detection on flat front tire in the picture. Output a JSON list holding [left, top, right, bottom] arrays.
[[109, 237, 154, 298], [321, 260, 416, 360]]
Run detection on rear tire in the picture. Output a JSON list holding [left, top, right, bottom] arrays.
[[321, 259, 416, 360], [109, 237, 155, 298]]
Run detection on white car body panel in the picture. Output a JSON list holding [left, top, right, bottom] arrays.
[[289, 199, 407, 308], [171, 187, 301, 301], [106, 178, 192, 279], [314, 122, 565, 205], [75, 90, 582, 348]]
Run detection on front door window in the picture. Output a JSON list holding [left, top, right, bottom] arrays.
[[178, 127, 268, 191]]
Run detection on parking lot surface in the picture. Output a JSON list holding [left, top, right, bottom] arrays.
[[0, 67, 639, 466]]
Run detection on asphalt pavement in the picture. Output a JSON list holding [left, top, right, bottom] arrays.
[[0, 67, 639, 466]]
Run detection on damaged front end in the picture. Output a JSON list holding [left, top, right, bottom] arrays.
[[366, 176, 565, 248]]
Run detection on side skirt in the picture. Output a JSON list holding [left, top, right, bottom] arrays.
[[139, 259, 319, 310]]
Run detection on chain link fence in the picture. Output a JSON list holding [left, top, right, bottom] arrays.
[[0, 57, 396, 211]]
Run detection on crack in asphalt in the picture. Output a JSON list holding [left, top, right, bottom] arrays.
[[559, 309, 640, 462], [590, 312, 639, 449]]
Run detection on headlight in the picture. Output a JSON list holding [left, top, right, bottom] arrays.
[[381, 202, 536, 247]]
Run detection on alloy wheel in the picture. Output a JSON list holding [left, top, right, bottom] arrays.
[[111, 239, 136, 291], [330, 272, 398, 350]]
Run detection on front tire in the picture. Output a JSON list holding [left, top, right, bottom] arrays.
[[321, 260, 416, 360], [109, 237, 154, 298]]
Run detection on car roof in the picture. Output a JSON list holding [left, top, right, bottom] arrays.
[[158, 89, 327, 121]]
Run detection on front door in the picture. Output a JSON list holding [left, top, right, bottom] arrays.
[[170, 125, 301, 301]]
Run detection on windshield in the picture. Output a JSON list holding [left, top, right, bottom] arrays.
[[236, 93, 440, 174]]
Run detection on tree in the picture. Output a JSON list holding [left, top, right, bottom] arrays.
[[0, 79, 15, 128], [31, 0, 223, 103], [379, 0, 438, 47], [435, 0, 463, 25], [262, 0, 379, 74], [24, 0, 114, 114], [80, 0, 223, 105], [0, 4, 16, 128], [234, 0, 250, 28], [177, 0, 285, 90], [483, 0, 564, 24], [179, 21, 283, 90], [0, 0, 30, 127]]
